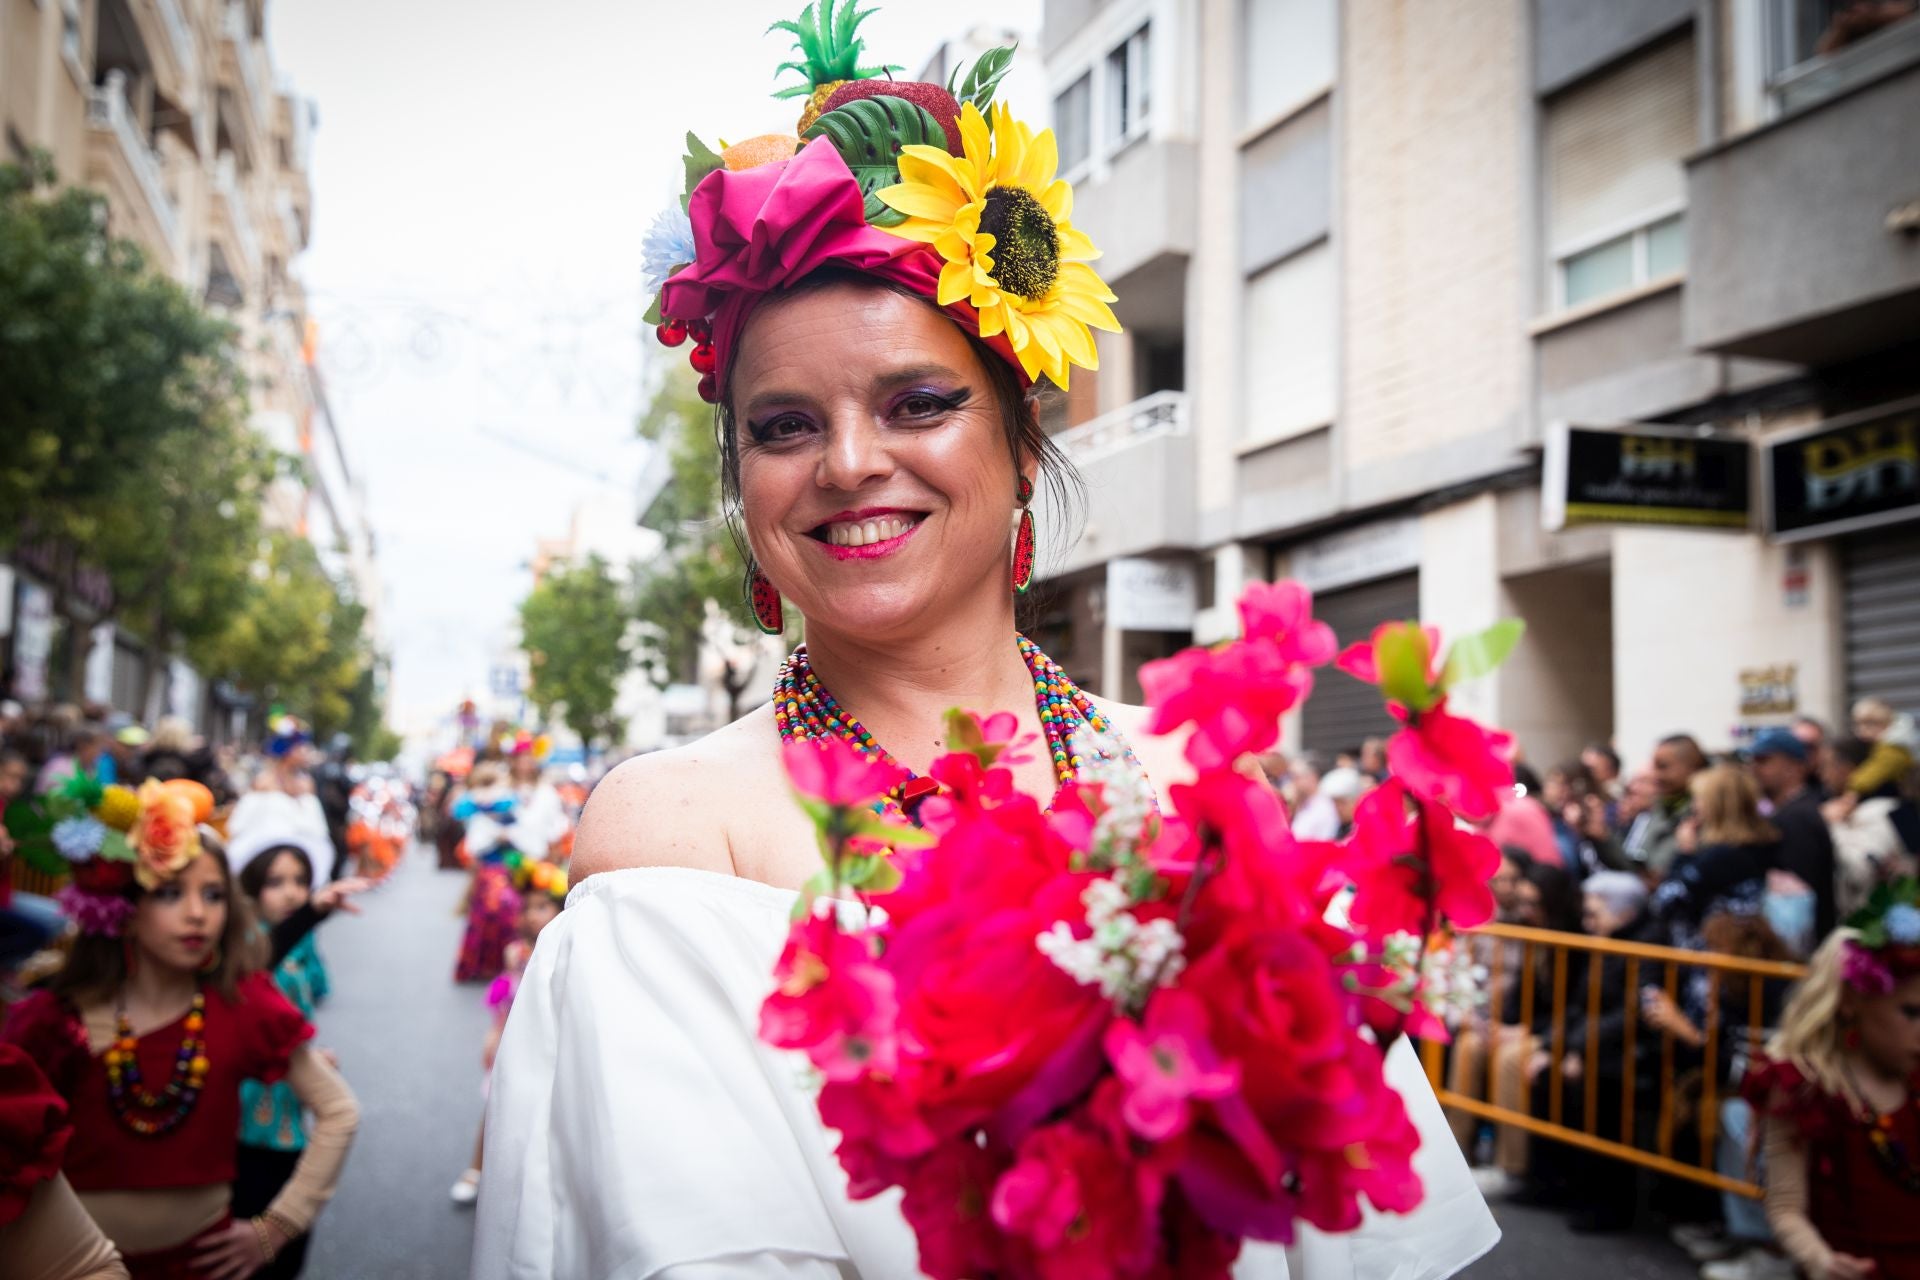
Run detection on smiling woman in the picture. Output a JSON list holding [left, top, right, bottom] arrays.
[[472, 4, 1496, 1276]]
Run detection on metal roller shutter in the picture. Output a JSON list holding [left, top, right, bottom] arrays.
[[1845, 528, 1920, 717], [1300, 572, 1420, 756]]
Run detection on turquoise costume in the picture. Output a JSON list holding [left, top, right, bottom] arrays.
[[239, 931, 327, 1150]]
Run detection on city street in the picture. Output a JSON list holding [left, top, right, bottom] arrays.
[[306, 847, 1698, 1280]]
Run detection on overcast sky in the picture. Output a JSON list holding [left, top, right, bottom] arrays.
[[269, 0, 1042, 740]]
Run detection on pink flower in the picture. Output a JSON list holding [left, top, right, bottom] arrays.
[[1843, 941, 1895, 995], [758, 914, 899, 1081], [991, 1117, 1165, 1280], [1335, 781, 1502, 936], [781, 737, 907, 808], [1141, 642, 1314, 770], [1105, 990, 1240, 1141], [819, 1072, 941, 1198], [1385, 699, 1515, 822], [1237, 580, 1337, 666], [900, 1139, 1010, 1280], [1333, 622, 1441, 693]]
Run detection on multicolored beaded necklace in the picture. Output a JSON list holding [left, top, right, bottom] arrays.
[[772, 635, 1142, 821], [105, 991, 210, 1137]]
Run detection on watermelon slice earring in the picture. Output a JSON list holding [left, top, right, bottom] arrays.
[[1012, 477, 1036, 595], [748, 566, 784, 635]]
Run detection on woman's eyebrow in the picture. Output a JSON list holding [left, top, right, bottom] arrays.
[[741, 363, 971, 416]]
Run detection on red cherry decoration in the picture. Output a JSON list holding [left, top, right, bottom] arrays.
[[689, 342, 716, 374], [697, 373, 718, 403], [656, 320, 688, 348]]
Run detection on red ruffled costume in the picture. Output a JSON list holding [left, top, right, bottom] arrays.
[[1746, 1056, 1920, 1278], [0, 1042, 71, 1228], [0, 973, 312, 1192]]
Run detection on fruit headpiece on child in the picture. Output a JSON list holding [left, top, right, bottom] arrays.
[[4, 776, 216, 936], [1841, 878, 1920, 994], [645, 0, 1121, 403]]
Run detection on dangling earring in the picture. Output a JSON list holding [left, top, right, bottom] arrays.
[[199, 943, 222, 975], [1012, 477, 1036, 596], [747, 565, 784, 635]]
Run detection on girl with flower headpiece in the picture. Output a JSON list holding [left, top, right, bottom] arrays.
[[452, 743, 567, 984], [0, 782, 358, 1279], [1744, 882, 1920, 1279]]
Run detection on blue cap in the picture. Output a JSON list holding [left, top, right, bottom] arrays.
[[1745, 727, 1807, 762]]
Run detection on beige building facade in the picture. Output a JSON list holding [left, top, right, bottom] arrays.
[[3, 0, 378, 725], [1033, 0, 1920, 771]]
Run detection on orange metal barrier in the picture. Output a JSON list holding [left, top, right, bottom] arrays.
[[1417, 921, 1807, 1199], [8, 861, 66, 899]]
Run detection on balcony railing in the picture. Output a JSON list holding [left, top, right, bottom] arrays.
[[214, 151, 260, 274], [1052, 389, 1189, 466], [222, 2, 271, 135], [87, 71, 179, 248], [153, 0, 196, 85], [1768, 3, 1920, 116]]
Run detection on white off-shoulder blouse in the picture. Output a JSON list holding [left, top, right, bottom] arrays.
[[472, 866, 1500, 1280]]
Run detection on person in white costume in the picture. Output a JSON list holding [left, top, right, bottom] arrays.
[[475, 19, 1499, 1268]]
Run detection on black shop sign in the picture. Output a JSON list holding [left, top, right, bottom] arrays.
[[1766, 401, 1920, 541], [1543, 424, 1751, 531]]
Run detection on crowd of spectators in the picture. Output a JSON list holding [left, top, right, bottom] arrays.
[[1276, 700, 1920, 1278]]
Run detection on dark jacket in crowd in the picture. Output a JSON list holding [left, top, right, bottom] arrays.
[[1770, 788, 1837, 939]]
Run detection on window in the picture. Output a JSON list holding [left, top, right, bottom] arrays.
[[1242, 0, 1335, 129], [1054, 73, 1092, 175], [1104, 25, 1151, 148], [60, 0, 86, 84], [1242, 242, 1336, 444], [1544, 36, 1696, 311], [1764, 0, 1920, 115]]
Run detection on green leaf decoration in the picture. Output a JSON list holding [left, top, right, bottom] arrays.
[[680, 132, 725, 213], [642, 293, 663, 328], [1374, 621, 1439, 714], [949, 43, 1017, 111], [99, 829, 133, 863], [863, 857, 903, 895], [1441, 618, 1526, 691], [804, 96, 945, 228]]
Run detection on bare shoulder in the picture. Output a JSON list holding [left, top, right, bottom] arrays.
[[1089, 697, 1195, 794], [570, 706, 780, 882]]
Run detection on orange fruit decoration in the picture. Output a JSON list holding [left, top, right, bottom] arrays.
[[161, 779, 216, 823], [722, 134, 801, 171]]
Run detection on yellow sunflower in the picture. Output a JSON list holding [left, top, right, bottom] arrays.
[[875, 102, 1120, 389]]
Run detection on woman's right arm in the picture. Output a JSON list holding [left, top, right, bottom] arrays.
[[1761, 1112, 1846, 1278], [0, 1173, 128, 1280]]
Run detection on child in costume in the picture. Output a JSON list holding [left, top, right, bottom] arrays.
[[453, 741, 566, 984], [450, 858, 565, 1207], [233, 841, 335, 1279], [1745, 880, 1920, 1280], [0, 780, 359, 1279]]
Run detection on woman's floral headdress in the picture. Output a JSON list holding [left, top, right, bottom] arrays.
[[1841, 879, 1920, 994], [5, 777, 213, 936], [644, 0, 1121, 402]]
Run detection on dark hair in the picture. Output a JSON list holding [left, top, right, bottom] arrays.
[[1792, 715, 1828, 739], [1831, 736, 1874, 769], [47, 833, 265, 1005], [237, 843, 315, 901], [1548, 759, 1597, 797], [713, 269, 1085, 616], [1582, 742, 1621, 772], [1658, 734, 1709, 772], [1498, 845, 1535, 872], [1511, 762, 1544, 797], [1525, 861, 1584, 934]]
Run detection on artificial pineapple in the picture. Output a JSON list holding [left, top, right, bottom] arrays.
[[769, 0, 902, 134]]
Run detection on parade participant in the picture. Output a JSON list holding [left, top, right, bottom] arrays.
[[451, 764, 523, 984], [449, 858, 566, 1209], [233, 842, 335, 1279], [250, 719, 317, 800], [1746, 883, 1920, 1280], [475, 8, 1495, 1274], [225, 791, 371, 971], [0, 781, 359, 1279], [0, 1043, 127, 1279]]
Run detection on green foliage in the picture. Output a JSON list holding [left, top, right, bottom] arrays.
[[518, 555, 633, 748], [0, 158, 245, 557], [804, 97, 945, 227], [946, 44, 1018, 111], [680, 132, 725, 213], [1440, 619, 1526, 691], [1374, 622, 1438, 714], [631, 367, 755, 688]]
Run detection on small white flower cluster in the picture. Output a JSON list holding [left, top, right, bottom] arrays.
[[1036, 874, 1186, 1008], [1069, 724, 1156, 865], [1355, 931, 1488, 1027]]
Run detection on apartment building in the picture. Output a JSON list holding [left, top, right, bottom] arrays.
[[2, 0, 379, 723], [1031, 0, 1920, 767]]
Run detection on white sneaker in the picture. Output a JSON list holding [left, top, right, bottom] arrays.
[[1469, 1166, 1514, 1198], [449, 1169, 481, 1206], [1700, 1248, 1797, 1280], [1670, 1222, 1739, 1263]]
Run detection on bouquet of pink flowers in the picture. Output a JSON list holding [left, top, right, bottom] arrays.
[[760, 582, 1521, 1278]]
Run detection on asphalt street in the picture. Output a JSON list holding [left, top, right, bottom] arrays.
[[302, 848, 1699, 1280]]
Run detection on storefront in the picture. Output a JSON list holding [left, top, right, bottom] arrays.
[[1768, 398, 1920, 716]]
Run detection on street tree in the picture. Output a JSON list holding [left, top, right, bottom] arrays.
[[631, 366, 772, 717], [519, 555, 633, 748]]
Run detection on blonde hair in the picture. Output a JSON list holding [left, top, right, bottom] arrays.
[[1768, 929, 1865, 1111], [1853, 698, 1895, 731], [148, 715, 197, 755], [1691, 764, 1780, 847]]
